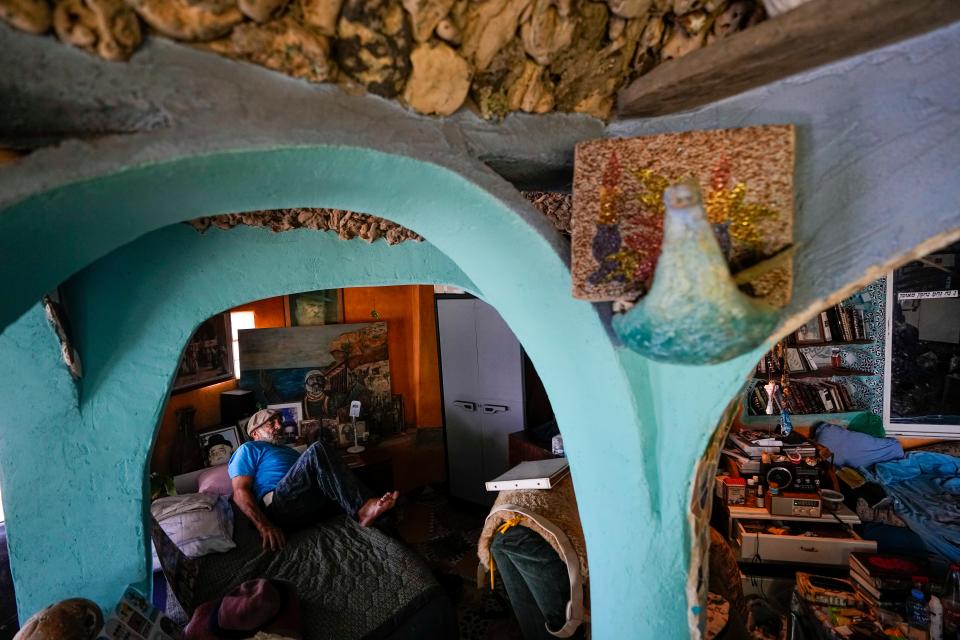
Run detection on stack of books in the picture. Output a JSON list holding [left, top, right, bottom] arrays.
[[747, 379, 859, 415], [722, 430, 818, 475], [823, 305, 869, 342], [848, 552, 928, 615]]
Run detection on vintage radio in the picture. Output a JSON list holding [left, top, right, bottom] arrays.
[[769, 492, 822, 518], [763, 460, 822, 493]]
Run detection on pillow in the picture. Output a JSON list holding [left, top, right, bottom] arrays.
[[150, 493, 235, 558], [814, 422, 904, 469], [198, 464, 233, 496]]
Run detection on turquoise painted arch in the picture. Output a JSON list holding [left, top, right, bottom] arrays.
[[0, 146, 756, 638]]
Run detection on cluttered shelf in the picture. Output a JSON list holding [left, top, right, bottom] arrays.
[[752, 367, 875, 380]]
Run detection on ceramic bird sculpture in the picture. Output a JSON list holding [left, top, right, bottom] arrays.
[[612, 179, 780, 364]]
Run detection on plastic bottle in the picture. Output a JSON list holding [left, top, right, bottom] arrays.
[[931, 595, 943, 640], [906, 579, 931, 640], [943, 564, 960, 640]]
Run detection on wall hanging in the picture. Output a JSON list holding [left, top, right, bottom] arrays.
[[572, 125, 795, 363]]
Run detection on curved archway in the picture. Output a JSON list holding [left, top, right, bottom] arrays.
[[0, 147, 758, 639]]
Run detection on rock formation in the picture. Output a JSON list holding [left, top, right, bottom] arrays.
[[1, 0, 765, 117]]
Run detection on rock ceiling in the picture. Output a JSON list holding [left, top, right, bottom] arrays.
[[0, 0, 765, 119]]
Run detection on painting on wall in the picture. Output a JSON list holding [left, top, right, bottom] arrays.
[[172, 313, 234, 393], [288, 289, 343, 326], [238, 323, 397, 434], [572, 125, 795, 308]]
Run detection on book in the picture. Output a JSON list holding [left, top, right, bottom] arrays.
[[820, 312, 833, 342], [848, 552, 928, 591], [849, 568, 911, 603], [98, 585, 182, 639], [485, 459, 569, 492]]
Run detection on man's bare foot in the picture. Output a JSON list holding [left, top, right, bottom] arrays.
[[358, 491, 399, 527]]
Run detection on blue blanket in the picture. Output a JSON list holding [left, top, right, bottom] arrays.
[[867, 452, 960, 561]]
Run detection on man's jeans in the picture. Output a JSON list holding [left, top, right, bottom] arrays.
[[490, 526, 583, 640], [265, 441, 373, 530]]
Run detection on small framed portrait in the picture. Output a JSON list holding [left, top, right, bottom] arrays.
[[794, 315, 825, 344], [268, 402, 303, 443], [198, 426, 242, 467], [321, 419, 340, 446], [338, 422, 355, 448], [300, 419, 322, 444]]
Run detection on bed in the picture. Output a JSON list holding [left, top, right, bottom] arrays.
[[829, 434, 960, 563], [151, 504, 457, 639]]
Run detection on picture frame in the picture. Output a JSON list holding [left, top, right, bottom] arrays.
[[794, 315, 825, 344], [198, 425, 242, 467], [268, 402, 303, 442], [287, 289, 344, 326], [172, 313, 234, 393]]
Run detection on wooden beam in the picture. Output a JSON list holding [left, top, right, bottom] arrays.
[[617, 0, 960, 117]]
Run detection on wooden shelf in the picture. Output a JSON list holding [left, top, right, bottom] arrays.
[[742, 411, 863, 425], [791, 340, 873, 348], [754, 367, 874, 379], [617, 0, 960, 117]]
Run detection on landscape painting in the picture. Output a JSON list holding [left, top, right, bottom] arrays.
[[238, 323, 397, 434]]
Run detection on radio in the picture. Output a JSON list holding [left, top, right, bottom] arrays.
[[769, 492, 822, 518], [763, 460, 822, 493]]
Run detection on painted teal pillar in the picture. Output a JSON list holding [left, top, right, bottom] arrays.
[[0, 148, 755, 638]]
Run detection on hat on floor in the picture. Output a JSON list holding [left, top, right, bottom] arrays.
[[184, 579, 302, 640], [245, 409, 279, 437]]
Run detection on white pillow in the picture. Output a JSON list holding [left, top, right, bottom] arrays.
[[151, 493, 236, 558]]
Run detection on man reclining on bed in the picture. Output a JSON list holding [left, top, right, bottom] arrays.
[[228, 408, 399, 551]]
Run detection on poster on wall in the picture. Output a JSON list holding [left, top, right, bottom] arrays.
[[238, 323, 398, 434], [288, 289, 343, 326], [171, 313, 233, 393]]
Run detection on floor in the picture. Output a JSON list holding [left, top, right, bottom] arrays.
[[395, 485, 524, 640]]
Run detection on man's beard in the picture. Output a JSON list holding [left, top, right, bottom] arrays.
[[260, 431, 282, 444]]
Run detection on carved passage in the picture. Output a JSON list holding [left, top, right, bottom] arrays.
[[2, 0, 765, 118]]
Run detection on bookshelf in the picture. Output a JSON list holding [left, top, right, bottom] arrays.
[[744, 280, 886, 422]]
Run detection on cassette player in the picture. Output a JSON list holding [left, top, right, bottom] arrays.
[[769, 492, 822, 518], [762, 459, 823, 493]]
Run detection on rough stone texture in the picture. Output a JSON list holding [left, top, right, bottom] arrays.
[[208, 15, 336, 82], [300, 0, 343, 34], [336, 0, 413, 97], [187, 208, 424, 243], [402, 41, 471, 115], [523, 191, 572, 234], [0, 0, 51, 33], [127, 0, 244, 41], [238, 0, 290, 22], [401, 0, 455, 42], [53, 0, 142, 61], [0, 0, 767, 118]]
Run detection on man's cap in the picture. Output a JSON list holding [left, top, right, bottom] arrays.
[[245, 409, 278, 437], [184, 578, 302, 640]]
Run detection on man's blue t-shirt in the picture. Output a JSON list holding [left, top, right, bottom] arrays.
[[227, 441, 301, 499]]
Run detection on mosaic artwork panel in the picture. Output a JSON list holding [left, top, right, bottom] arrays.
[[571, 125, 795, 304]]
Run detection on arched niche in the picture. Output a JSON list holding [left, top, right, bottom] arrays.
[[0, 147, 758, 639]]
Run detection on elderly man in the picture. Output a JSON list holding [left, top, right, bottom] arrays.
[[229, 408, 398, 551]]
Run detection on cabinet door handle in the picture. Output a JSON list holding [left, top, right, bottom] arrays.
[[800, 546, 819, 553], [453, 401, 476, 412], [482, 404, 508, 414]]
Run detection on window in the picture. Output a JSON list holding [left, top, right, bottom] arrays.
[[883, 241, 960, 437], [230, 311, 256, 379]]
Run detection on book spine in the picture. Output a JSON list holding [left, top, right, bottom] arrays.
[[820, 312, 833, 342]]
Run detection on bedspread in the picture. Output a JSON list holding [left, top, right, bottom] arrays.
[[866, 452, 960, 561]]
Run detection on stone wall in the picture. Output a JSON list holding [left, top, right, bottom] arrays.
[[0, 0, 764, 119]]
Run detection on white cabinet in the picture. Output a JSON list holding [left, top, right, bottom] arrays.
[[437, 297, 525, 504]]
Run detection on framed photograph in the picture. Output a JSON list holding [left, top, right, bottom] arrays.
[[287, 289, 343, 326], [794, 315, 825, 344], [300, 418, 322, 445], [267, 402, 303, 443], [321, 419, 340, 446], [338, 422, 355, 448], [172, 313, 233, 393], [198, 425, 242, 467]]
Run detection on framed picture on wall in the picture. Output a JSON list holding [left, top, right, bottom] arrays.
[[794, 315, 825, 344], [287, 290, 343, 326], [172, 313, 234, 393], [268, 402, 303, 443], [198, 425, 242, 467]]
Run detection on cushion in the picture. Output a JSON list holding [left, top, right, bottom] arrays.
[[813, 422, 904, 468], [198, 464, 233, 496], [151, 493, 236, 558]]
